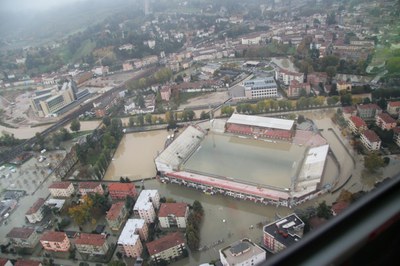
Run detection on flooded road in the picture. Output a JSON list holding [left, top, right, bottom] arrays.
[[103, 130, 169, 181]]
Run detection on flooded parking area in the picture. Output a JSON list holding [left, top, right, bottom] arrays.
[[103, 130, 169, 181], [183, 133, 307, 189]]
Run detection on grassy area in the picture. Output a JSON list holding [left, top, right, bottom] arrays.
[[72, 39, 97, 62], [71, 130, 93, 139], [178, 91, 212, 105]]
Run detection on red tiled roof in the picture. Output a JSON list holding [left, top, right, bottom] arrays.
[[79, 182, 101, 189], [106, 201, 125, 220], [108, 183, 135, 192], [26, 198, 45, 215], [7, 227, 35, 239], [362, 130, 381, 143], [146, 232, 185, 256], [14, 259, 42, 266], [40, 231, 67, 242], [357, 103, 382, 110], [342, 106, 356, 114], [350, 116, 366, 128], [0, 259, 9, 266], [388, 101, 400, 107], [377, 113, 396, 124], [75, 233, 106, 246], [48, 181, 72, 189], [332, 201, 349, 215], [158, 203, 188, 218]]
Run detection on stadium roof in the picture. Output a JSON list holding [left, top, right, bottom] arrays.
[[227, 113, 294, 131]]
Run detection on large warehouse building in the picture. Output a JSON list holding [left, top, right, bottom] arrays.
[[155, 114, 329, 207]]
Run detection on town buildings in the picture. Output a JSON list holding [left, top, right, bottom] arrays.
[[386, 101, 400, 117], [40, 231, 71, 252], [48, 182, 75, 198], [6, 227, 39, 249], [360, 130, 381, 151], [287, 80, 311, 98], [108, 183, 137, 200], [25, 198, 46, 224], [158, 203, 189, 229], [263, 214, 304, 254], [275, 68, 304, 86], [375, 113, 397, 131], [78, 182, 104, 196], [347, 116, 367, 134], [118, 219, 148, 258], [106, 201, 128, 231], [219, 238, 266, 266], [146, 232, 186, 264], [133, 190, 160, 223], [357, 104, 382, 120], [74, 233, 109, 255], [243, 78, 278, 99]]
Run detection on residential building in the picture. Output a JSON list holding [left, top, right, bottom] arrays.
[[48, 181, 75, 198], [357, 104, 382, 120], [337, 80, 352, 92], [287, 80, 311, 98], [375, 113, 397, 130], [275, 68, 304, 86], [25, 198, 46, 224], [0, 259, 12, 266], [106, 201, 128, 231], [360, 130, 381, 151], [219, 238, 266, 266], [78, 182, 104, 196], [118, 219, 148, 258], [331, 201, 349, 216], [158, 203, 189, 229], [347, 116, 367, 134], [6, 227, 39, 248], [393, 127, 400, 147], [14, 260, 42, 266], [133, 190, 160, 223], [387, 101, 400, 117], [263, 214, 304, 254], [146, 232, 186, 264], [108, 183, 137, 200], [241, 33, 262, 45], [40, 231, 70, 252], [160, 86, 171, 102], [243, 78, 278, 99], [75, 233, 109, 255]]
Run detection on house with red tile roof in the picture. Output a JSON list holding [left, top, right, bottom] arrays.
[[25, 198, 46, 224], [14, 259, 43, 266], [0, 258, 12, 266], [360, 130, 381, 151], [78, 182, 104, 196], [108, 183, 137, 200], [347, 116, 367, 134], [375, 113, 397, 130], [356, 104, 382, 120], [40, 231, 70, 252], [106, 201, 128, 231], [386, 101, 400, 117], [74, 233, 109, 255], [6, 227, 39, 248], [331, 201, 350, 216], [48, 181, 75, 198], [158, 203, 189, 229], [146, 232, 186, 264]]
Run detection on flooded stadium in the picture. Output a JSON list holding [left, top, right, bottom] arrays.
[[183, 132, 307, 189]]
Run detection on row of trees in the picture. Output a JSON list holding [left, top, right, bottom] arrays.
[[186, 200, 204, 251], [127, 68, 173, 91]]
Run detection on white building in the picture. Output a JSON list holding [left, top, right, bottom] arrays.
[[118, 219, 148, 258], [219, 238, 266, 266], [133, 190, 160, 223], [243, 78, 278, 99], [25, 198, 46, 224], [275, 68, 304, 86], [360, 130, 381, 151]]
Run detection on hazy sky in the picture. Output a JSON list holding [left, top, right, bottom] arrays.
[[1, 0, 86, 12]]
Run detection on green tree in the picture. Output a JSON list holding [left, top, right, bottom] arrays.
[[102, 116, 111, 127], [364, 152, 385, 173], [200, 111, 210, 120], [70, 119, 81, 132], [316, 201, 332, 219], [145, 113, 153, 124], [129, 116, 135, 127], [108, 261, 126, 266], [221, 106, 234, 116], [193, 200, 204, 216]]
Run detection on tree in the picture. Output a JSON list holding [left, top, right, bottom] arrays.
[[221, 106, 234, 116], [70, 119, 81, 132], [108, 261, 126, 266], [103, 116, 111, 127], [145, 113, 152, 124], [364, 152, 385, 173], [316, 201, 332, 219], [68, 195, 94, 225], [193, 200, 204, 216], [200, 111, 210, 120]]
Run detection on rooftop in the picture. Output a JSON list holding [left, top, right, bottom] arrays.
[[0, 259, 10, 266], [40, 231, 67, 242], [7, 227, 35, 239], [362, 130, 381, 143], [227, 113, 294, 131], [108, 183, 135, 192], [118, 219, 145, 245], [106, 201, 125, 220], [14, 259, 42, 266], [158, 203, 188, 217], [26, 198, 45, 215], [75, 233, 106, 246], [220, 239, 265, 265], [146, 232, 185, 256], [79, 182, 101, 190], [388, 101, 400, 107], [350, 116, 366, 128], [48, 181, 72, 189], [357, 103, 382, 110], [134, 190, 159, 211], [377, 113, 396, 124], [263, 214, 304, 249]]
